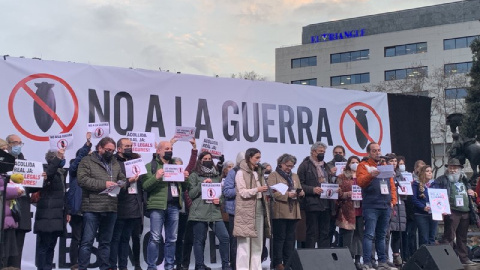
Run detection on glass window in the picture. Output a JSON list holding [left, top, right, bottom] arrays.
[[385, 70, 395, 81], [445, 64, 456, 75], [349, 74, 359, 84], [331, 54, 341, 64], [361, 50, 369, 60], [340, 53, 351, 62], [291, 59, 300, 68], [467, 36, 476, 46], [396, 69, 407, 80], [340, 76, 349, 85], [445, 88, 468, 99], [406, 44, 417, 54], [300, 58, 309, 67], [331, 77, 341, 86], [308, 57, 317, 66], [444, 39, 455, 50], [457, 63, 468, 73], [351, 51, 361, 61], [456, 38, 467, 49], [385, 47, 395, 57], [417, 42, 427, 53], [361, 73, 370, 83], [395, 45, 406, 56]]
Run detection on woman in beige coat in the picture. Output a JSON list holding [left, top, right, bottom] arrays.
[[267, 153, 304, 270], [233, 148, 271, 270]]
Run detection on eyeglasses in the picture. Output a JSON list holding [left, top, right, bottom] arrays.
[[9, 141, 24, 147], [283, 164, 295, 169]]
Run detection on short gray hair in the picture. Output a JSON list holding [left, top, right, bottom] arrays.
[[311, 141, 327, 152], [277, 153, 297, 166]]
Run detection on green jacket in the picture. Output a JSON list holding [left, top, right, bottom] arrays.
[[187, 172, 223, 222], [77, 152, 125, 213], [142, 158, 185, 211]]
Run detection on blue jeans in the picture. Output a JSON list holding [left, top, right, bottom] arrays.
[[147, 206, 179, 270], [192, 221, 230, 268], [109, 218, 142, 269], [78, 212, 117, 270], [362, 207, 391, 264], [415, 214, 438, 246]]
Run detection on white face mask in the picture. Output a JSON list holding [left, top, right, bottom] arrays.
[[350, 163, 358, 172], [399, 164, 406, 172]]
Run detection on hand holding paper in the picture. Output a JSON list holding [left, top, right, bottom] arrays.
[[270, 183, 288, 195]]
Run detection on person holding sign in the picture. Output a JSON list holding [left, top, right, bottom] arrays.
[[34, 148, 68, 270], [187, 151, 231, 270], [142, 141, 189, 270], [109, 138, 143, 270], [336, 156, 362, 268], [77, 137, 126, 270], [267, 153, 304, 270], [432, 158, 476, 266], [411, 165, 437, 246], [356, 143, 397, 270], [233, 148, 271, 270]]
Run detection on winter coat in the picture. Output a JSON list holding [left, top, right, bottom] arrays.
[[267, 170, 302, 220], [1, 176, 22, 229], [390, 172, 407, 231], [14, 153, 35, 232], [116, 154, 143, 219], [77, 152, 125, 213], [222, 167, 239, 216], [336, 171, 356, 230], [233, 160, 271, 238], [357, 158, 397, 209], [67, 143, 91, 215], [412, 181, 431, 215], [34, 157, 67, 234], [297, 156, 336, 214], [188, 172, 223, 222]]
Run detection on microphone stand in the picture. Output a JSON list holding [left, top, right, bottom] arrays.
[[392, 174, 405, 266], [263, 173, 275, 270]]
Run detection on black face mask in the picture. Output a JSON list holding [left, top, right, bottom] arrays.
[[264, 170, 272, 175], [203, 160, 214, 169], [123, 148, 133, 158], [163, 151, 173, 161], [316, 153, 325, 162], [102, 151, 114, 162], [334, 154, 344, 162]]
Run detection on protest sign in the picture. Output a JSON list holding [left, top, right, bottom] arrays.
[[428, 189, 451, 221], [174, 126, 196, 141], [49, 133, 74, 150], [13, 160, 44, 187], [397, 181, 413, 195], [201, 183, 222, 200], [163, 164, 185, 182], [200, 138, 223, 157], [352, 185, 362, 200], [320, 183, 339, 199], [124, 158, 147, 178], [126, 131, 155, 153], [87, 122, 110, 139], [377, 165, 395, 179], [335, 162, 347, 176]]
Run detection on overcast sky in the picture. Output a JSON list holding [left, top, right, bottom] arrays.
[[0, 0, 455, 80]]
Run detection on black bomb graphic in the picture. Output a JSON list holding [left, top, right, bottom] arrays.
[[355, 109, 369, 149], [33, 82, 56, 132]]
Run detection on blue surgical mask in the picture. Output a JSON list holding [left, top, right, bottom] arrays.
[[10, 145, 22, 156], [59, 159, 66, 167]]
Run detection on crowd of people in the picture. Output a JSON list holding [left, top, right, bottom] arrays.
[[0, 132, 478, 270]]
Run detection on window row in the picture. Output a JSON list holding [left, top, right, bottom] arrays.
[[445, 88, 468, 99], [291, 56, 317, 68], [330, 73, 370, 86], [385, 67, 428, 81], [444, 62, 473, 75], [444, 36, 480, 50], [331, 50, 369, 64], [385, 42, 427, 57], [291, 78, 317, 86]]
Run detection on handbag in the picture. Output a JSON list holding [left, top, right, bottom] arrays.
[[10, 200, 21, 223]]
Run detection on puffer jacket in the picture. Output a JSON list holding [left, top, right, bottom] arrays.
[[116, 153, 143, 219], [34, 157, 67, 234], [222, 167, 238, 215], [1, 176, 22, 229], [188, 171, 223, 222], [77, 152, 125, 213], [390, 171, 407, 231], [67, 142, 91, 215], [233, 160, 271, 238]]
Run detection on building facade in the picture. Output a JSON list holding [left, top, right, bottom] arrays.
[[275, 0, 480, 174]]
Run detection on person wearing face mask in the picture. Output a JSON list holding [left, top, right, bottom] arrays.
[[77, 137, 126, 270], [298, 141, 336, 249], [34, 148, 68, 270], [336, 156, 362, 269], [267, 153, 304, 270], [411, 165, 437, 246], [356, 142, 397, 270], [142, 141, 189, 270], [187, 152, 231, 270], [432, 158, 476, 266], [109, 138, 143, 270]]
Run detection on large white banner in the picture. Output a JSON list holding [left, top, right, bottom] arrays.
[[0, 57, 391, 269]]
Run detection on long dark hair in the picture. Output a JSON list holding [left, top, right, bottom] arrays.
[[345, 155, 360, 171], [245, 148, 261, 169], [193, 151, 212, 173]]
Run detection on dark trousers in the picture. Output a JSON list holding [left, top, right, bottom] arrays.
[[339, 228, 355, 257], [405, 219, 417, 260], [228, 215, 237, 270], [305, 210, 331, 248], [181, 221, 194, 268], [130, 220, 142, 268], [272, 219, 297, 266], [441, 210, 470, 263], [175, 213, 189, 267], [8, 229, 26, 268], [390, 231, 401, 254], [110, 217, 141, 269], [192, 221, 230, 268], [69, 215, 83, 266], [36, 232, 60, 270]]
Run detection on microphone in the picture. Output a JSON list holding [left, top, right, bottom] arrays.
[[257, 162, 266, 170]]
